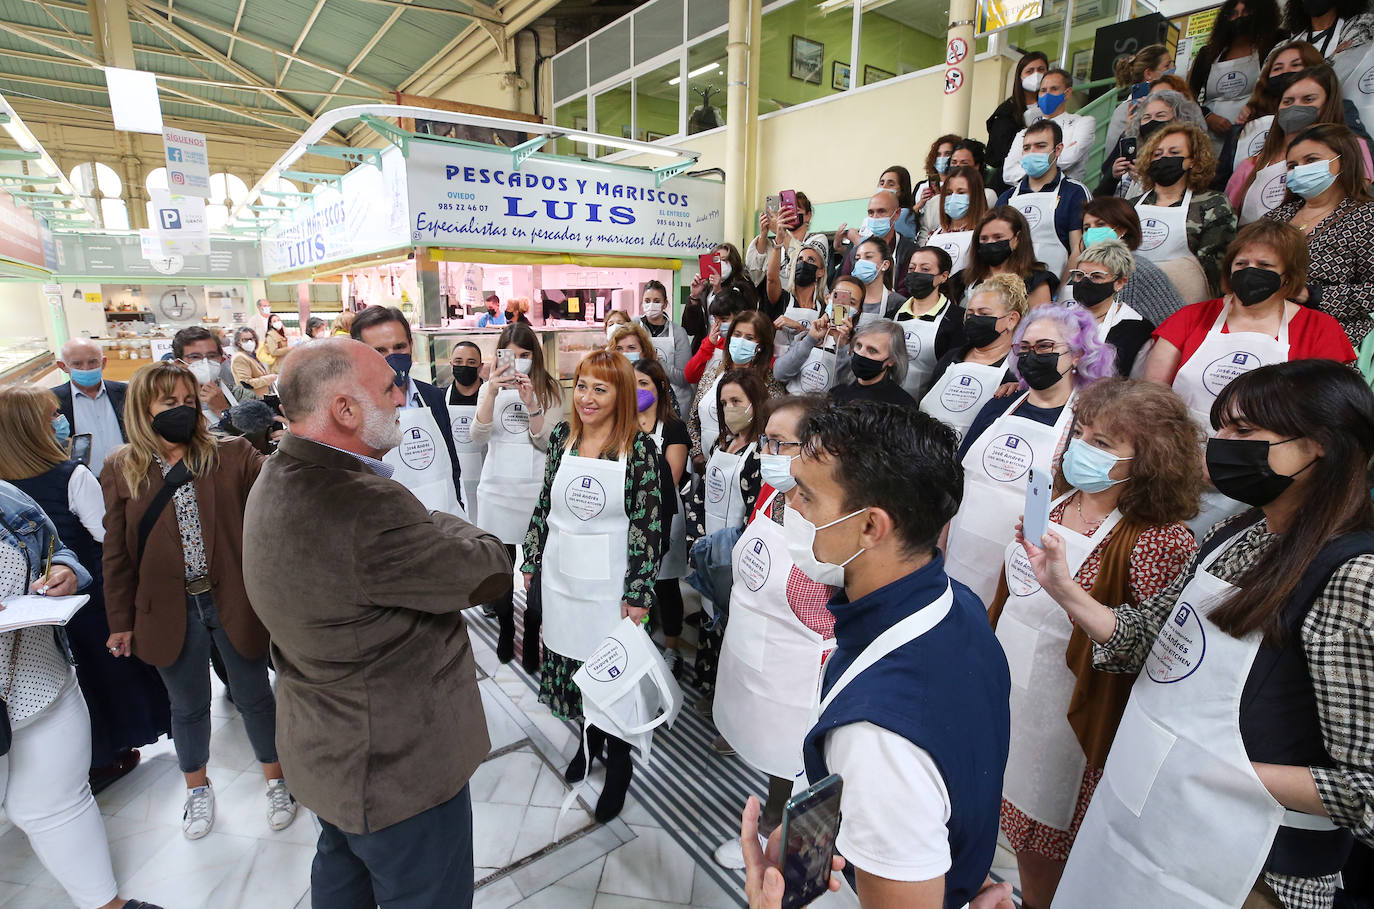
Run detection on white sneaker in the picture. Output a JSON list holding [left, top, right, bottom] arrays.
[[713, 837, 746, 869], [182, 782, 215, 840], [266, 778, 298, 831], [661, 647, 683, 678]]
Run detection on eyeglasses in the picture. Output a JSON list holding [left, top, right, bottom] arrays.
[[1066, 270, 1117, 284], [758, 434, 802, 455], [1012, 340, 1069, 356]]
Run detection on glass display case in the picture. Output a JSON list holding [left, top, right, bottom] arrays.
[[0, 337, 56, 386]]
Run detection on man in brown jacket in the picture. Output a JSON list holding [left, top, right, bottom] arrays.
[[242, 338, 512, 909]]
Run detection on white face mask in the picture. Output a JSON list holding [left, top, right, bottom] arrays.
[[643, 300, 664, 318], [783, 505, 868, 587], [240, 340, 257, 353], [513, 357, 533, 375], [1022, 71, 1044, 92], [719, 261, 733, 281], [187, 359, 219, 386], [606, 324, 621, 341]]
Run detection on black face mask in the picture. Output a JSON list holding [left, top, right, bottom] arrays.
[[904, 271, 937, 300], [452, 365, 480, 386], [1147, 155, 1187, 186], [1301, 0, 1335, 19], [1231, 267, 1284, 306], [976, 239, 1014, 267], [850, 352, 887, 381], [1069, 277, 1116, 307], [1265, 71, 1301, 99], [152, 405, 200, 444], [964, 313, 1003, 349], [1017, 350, 1066, 391], [1228, 13, 1253, 32], [1206, 437, 1316, 507], [793, 260, 819, 288], [1138, 118, 1170, 144]]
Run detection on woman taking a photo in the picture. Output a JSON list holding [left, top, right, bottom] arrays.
[[690, 242, 759, 317], [635, 358, 690, 674], [988, 378, 1202, 909], [959, 206, 1058, 309], [229, 326, 275, 396], [1067, 239, 1157, 376], [773, 276, 861, 396], [987, 51, 1052, 193], [687, 311, 782, 471], [1264, 122, 1374, 346], [1082, 197, 1187, 325], [521, 350, 662, 823], [766, 241, 828, 363], [1031, 359, 1374, 909], [1104, 44, 1176, 156], [102, 362, 294, 840], [637, 279, 693, 416], [473, 322, 564, 667]]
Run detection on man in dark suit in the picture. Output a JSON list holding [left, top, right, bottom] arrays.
[[243, 338, 512, 908], [52, 337, 127, 472], [350, 305, 467, 515]]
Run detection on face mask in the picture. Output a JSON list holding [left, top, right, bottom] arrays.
[[1137, 118, 1170, 144], [1037, 92, 1065, 116], [1206, 436, 1315, 507], [452, 364, 479, 386], [69, 366, 102, 387], [643, 300, 665, 318], [1230, 266, 1284, 306], [760, 453, 798, 492], [1069, 276, 1116, 307], [935, 156, 951, 174], [722, 403, 753, 433], [1082, 226, 1119, 247], [187, 359, 220, 386], [1022, 152, 1054, 178], [964, 313, 1003, 349], [487, 307, 498, 316], [850, 351, 887, 381], [513, 357, 533, 375], [976, 239, 1014, 266], [728, 336, 758, 364], [269, 321, 282, 333], [719, 261, 733, 281], [1017, 349, 1066, 391], [1147, 155, 1187, 186], [793, 260, 819, 288], [151, 405, 200, 444], [852, 258, 881, 285], [52, 414, 71, 446], [1303, 0, 1336, 16], [1285, 157, 1340, 199], [636, 387, 656, 412], [1276, 104, 1321, 134], [863, 216, 892, 237], [1063, 437, 1132, 493], [621, 350, 641, 363], [1266, 71, 1301, 99], [1022, 71, 1044, 93], [385, 352, 412, 388], [240, 340, 257, 353], [784, 506, 868, 587], [943, 193, 971, 219], [1229, 13, 1253, 30], [905, 271, 937, 300]]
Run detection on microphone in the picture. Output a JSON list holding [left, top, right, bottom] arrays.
[[226, 399, 277, 436]]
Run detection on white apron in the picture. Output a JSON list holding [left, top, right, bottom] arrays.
[[776, 304, 821, 361], [1052, 531, 1337, 908], [383, 404, 464, 518], [1332, 34, 1374, 132], [945, 392, 1075, 606], [1172, 302, 1292, 433], [1135, 187, 1193, 267], [540, 450, 631, 661], [715, 491, 836, 780], [697, 373, 723, 459], [998, 497, 1122, 828], [791, 343, 838, 395], [703, 442, 753, 536], [919, 359, 1006, 442], [1233, 115, 1273, 173], [1206, 53, 1260, 127], [1011, 183, 1068, 277], [476, 388, 547, 544], [1240, 159, 1289, 225], [650, 420, 689, 580], [645, 321, 692, 417], [898, 309, 942, 399], [929, 228, 974, 275], [447, 403, 485, 525]]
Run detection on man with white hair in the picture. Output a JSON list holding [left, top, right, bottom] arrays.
[[242, 338, 511, 909], [51, 337, 126, 471]]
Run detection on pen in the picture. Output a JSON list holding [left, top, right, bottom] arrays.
[[38, 534, 54, 596]]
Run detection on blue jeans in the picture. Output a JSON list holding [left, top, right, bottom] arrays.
[[157, 592, 278, 773], [312, 786, 474, 909]]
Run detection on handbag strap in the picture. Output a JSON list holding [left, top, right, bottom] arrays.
[[137, 460, 193, 568]]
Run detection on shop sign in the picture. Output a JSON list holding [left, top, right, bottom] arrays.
[[0, 189, 46, 268], [405, 138, 725, 259], [163, 127, 211, 198], [260, 146, 409, 275], [977, 0, 1045, 35], [150, 189, 209, 256], [50, 233, 261, 278]]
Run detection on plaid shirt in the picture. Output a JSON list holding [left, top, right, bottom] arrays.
[[1097, 514, 1374, 908]]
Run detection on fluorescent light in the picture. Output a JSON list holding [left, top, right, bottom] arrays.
[[104, 68, 164, 133], [2, 119, 37, 151], [668, 62, 720, 86]]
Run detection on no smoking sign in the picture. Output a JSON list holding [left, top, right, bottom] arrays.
[[947, 37, 968, 65]]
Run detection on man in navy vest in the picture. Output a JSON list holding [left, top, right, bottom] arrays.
[[740, 401, 1012, 909]]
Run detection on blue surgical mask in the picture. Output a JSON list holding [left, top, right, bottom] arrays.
[[760, 453, 798, 492], [1022, 152, 1054, 178], [52, 414, 71, 445], [69, 366, 103, 388], [728, 336, 758, 364], [1062, 437, 1133, 494], [1037, 91, 1066, 115], [863, 216, 892, 237], [943, 193, 971, 219], [852, 258, 880, 284], [1284, 157, 1340, 200], [1082, 226, 1119, 247], [935, 156, 951, 174], [622, 350, 641, 363]]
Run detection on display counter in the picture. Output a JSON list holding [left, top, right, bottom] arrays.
[[0, 338, 55, 386], [415, 323, 607, 387]]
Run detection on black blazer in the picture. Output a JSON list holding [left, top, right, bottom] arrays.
[[415, 378, 464, 509], [52, 380, 127, 443]]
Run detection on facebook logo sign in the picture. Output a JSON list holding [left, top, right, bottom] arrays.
[[158, 208, 182, 230], [168, 147, 183, 162]]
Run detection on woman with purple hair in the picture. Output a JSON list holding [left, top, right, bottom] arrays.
[[944, 304, 1116, 605]]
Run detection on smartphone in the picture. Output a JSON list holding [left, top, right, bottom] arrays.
[[778, 774, 844, 909], [1130, 81, 1151, 101], [765, 194, 781, 214], [70, 433, 92, 468], [779, 189, 797, 210], [497, 348, 515, 373], [699, 251, 721, 281], [1122, 137, 1139, 161], [1023, 467, 1054, 547]]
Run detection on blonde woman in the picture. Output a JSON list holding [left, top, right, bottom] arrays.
[[330, 310, 355, 337], [101, 362, 295, 840]]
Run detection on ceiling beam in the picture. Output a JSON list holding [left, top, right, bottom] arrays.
[[91, 0, 138, 68], [155, 83, 305, 134], [0, 20, 102, 66], [350, 0, 502, 23], [225, 0, 247, 59], [311, 1, 408, 116], [278, 0, 329, 84]]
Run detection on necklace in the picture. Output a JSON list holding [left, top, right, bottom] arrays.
[[1074, 491, 1107, 534], [1295, 201, 1339, 232]]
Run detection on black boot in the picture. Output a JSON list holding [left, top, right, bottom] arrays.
[[496, 598, 515, 664], [565, 724, 606, 783], [521, 585, 542, 674], [595, 734, 633, 823]]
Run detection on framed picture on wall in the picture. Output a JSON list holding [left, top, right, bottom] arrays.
[[791, 36, 824, 84], [832, 61, 851, 91], [1071, 48, 1092, 84], [863, 65, 895, 85]]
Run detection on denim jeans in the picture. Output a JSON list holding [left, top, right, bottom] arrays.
[[157, 592, 278, 773]]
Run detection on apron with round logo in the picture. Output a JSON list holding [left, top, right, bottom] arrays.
[[703, 442, 753, 536], [1206, 53, 1260, 129], [1332, 29, 1374, 133], [897, 310, 943, 399], [1134, 186, 1212, 304], [383, 403, 464, 518], [1011, 183, 1069, 278], [1172, 302, 1292, 434], [929, 228, 974, 275], [697, 372, 724, 459], [919, 358, 1006, 442], [1233, 114, 1273, 173], [1241, 159, 1289, 225], [476, 387, 548, 544], [447, 403, 485, 525]]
